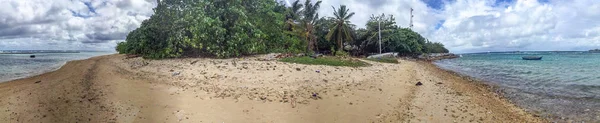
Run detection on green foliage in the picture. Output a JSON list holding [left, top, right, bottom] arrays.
[[365, 58, 399, 64], [279, 56, 370, 67], [423, 40, 450, 53], [352, 14, 446, 56], [116, 1, 449, 59], [335, 50, 349, 57], [117, 0, 301, 59], [315, 17, 337, 52]]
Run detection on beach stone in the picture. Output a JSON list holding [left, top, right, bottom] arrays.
[[296, 68, 301, 71], [34, 80, 41, 84]]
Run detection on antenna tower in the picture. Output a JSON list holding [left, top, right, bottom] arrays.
[[410, 8, 414, 29]]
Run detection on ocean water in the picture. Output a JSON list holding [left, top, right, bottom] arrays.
[[435, 51, 600, 121], [0, 52, 114, 83]]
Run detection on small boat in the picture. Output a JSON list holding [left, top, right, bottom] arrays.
[[30, 55, 35, 58], [522, 56, 542, 60]]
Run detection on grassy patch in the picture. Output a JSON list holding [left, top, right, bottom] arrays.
[[365, 58, 399, 64], [279, 56, 370, 67]]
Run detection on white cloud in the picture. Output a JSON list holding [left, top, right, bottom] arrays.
[[431, 0, 600, 53], [294, 0, 600, 53], [0, 0, 156, 50]]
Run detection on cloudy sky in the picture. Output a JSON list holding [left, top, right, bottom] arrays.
[[1, 0, 599, 53]]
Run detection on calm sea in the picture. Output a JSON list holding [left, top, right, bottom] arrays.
[[435, 51, 600, 121], [0, 52, 114, 83]]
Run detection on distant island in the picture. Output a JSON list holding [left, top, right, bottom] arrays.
[[590, 49, 600, 53], [0, 50, 80, 54]]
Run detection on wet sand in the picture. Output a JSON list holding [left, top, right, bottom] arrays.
[[0, 54, 544, 122]]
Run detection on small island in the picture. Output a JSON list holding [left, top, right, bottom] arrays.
[[590, 49, 600, 53]]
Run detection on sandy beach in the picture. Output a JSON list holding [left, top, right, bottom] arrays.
[[0, 54, 544, 122]]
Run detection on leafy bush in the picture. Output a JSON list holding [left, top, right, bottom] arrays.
[[335, 50, 349, 57], [116, 0, 303, 59]]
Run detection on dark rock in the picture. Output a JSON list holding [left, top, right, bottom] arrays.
[[416, 82, 423, 86], [296, 68, 301, 71], [190, 60, 199, 65], [34, 81, 41, 84]]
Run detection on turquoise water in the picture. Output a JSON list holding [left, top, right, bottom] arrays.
[[435, 51, 600, 121], [0, 52, 114, 82]]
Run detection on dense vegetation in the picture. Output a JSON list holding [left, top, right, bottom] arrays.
[[116, 0, 449, 59]]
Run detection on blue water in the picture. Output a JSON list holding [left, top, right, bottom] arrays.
[[0, 52, 114, 82], [435, 51, 600, 121]]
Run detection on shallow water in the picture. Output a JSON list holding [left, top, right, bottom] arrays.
[[435, 51, 600, 121], [0, 52, 114, 82]]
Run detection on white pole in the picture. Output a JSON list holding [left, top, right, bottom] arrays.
[[378, 18, 382, 54]]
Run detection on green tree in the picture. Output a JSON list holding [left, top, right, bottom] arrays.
[[301, 0, 322, 52], [357, 14, 400, 54], [117, 0, 292, 58], [315, 17, 336, 53], [326, 5, 355, 52], [353, 14, 445, 56]]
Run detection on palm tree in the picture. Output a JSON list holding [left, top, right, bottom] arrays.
[[326, 5, 355, 51], [301, 0, 322, 52], [285, 0, 303, 30], [283, 0, 304, 39]]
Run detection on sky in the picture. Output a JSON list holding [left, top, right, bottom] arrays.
[[0, 0, 599, 53]]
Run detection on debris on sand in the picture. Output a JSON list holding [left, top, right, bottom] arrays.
[[125, 54, 140, 59], [416, 82, 423, 86], [172, 72, 181, 76], [34, 80, 41, 84], [311, 93, 321, 100]]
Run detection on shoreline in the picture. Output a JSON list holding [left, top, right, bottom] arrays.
[[0, 54, 544, 122], [432, 56, 600, 122], [0, 53, 116, 83], [0, 61, 67, 84]]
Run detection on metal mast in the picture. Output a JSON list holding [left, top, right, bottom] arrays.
[[410, 8, 414, 30], [378, 18, 382, 54]]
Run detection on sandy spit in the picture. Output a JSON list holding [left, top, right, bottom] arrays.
[[0, 54, 545, 122]]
